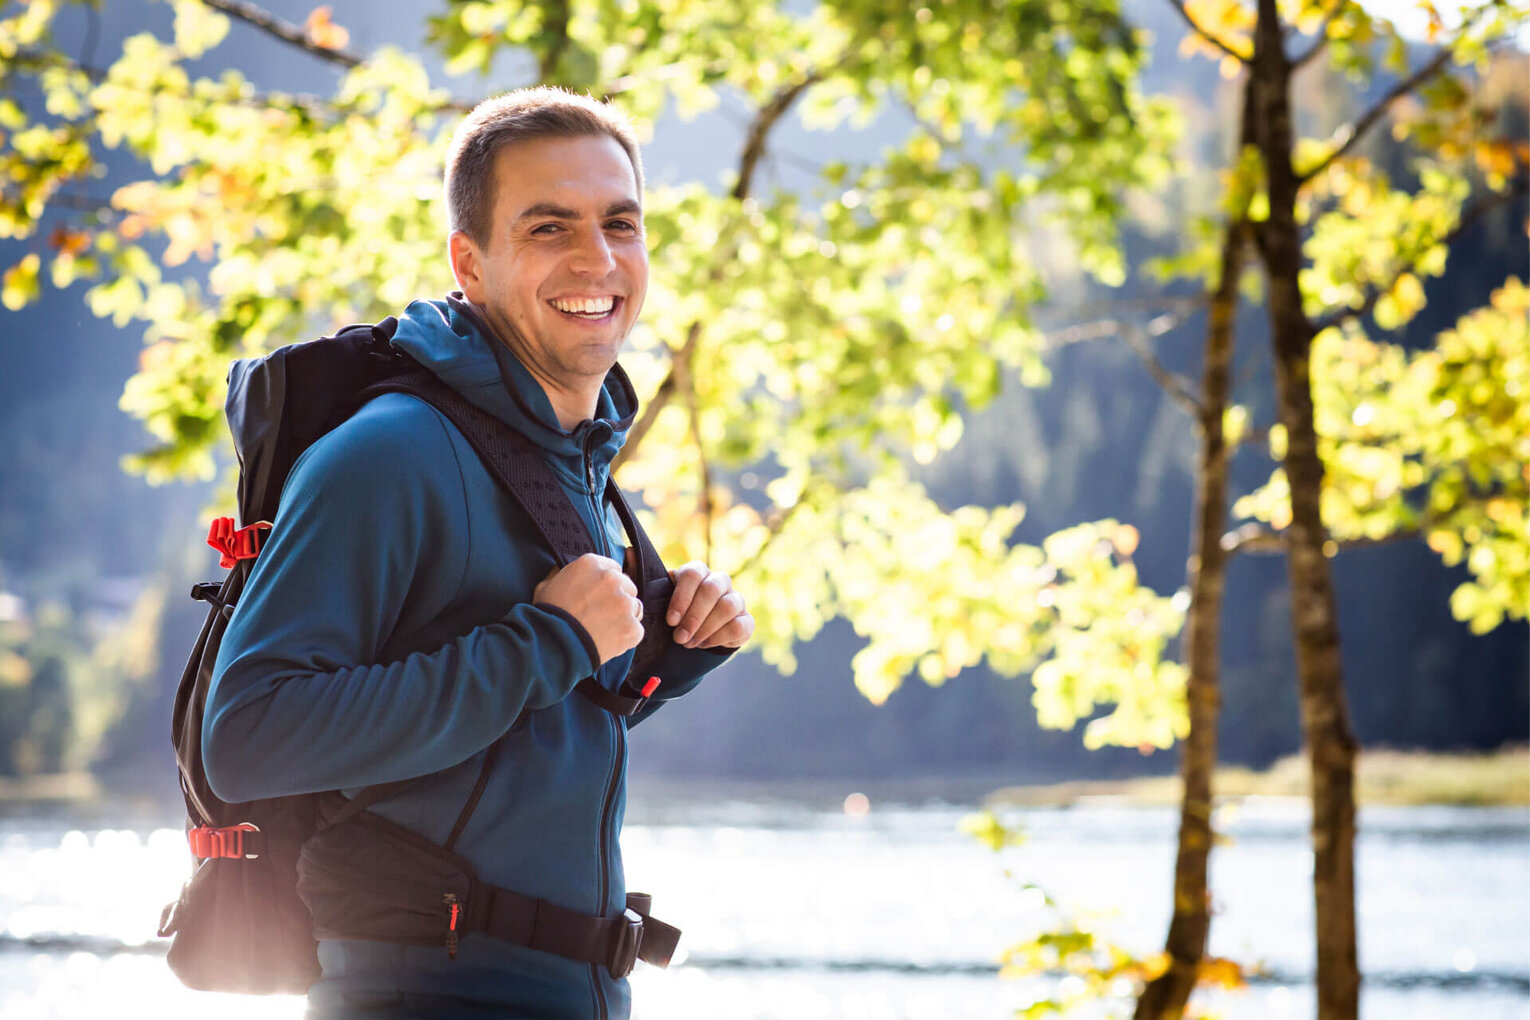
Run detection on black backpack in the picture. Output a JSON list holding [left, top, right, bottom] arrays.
[[156, 318, 678, 994]]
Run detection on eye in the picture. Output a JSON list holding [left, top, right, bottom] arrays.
[[606, 219, 639, 234], [530, 223, 562, 236]]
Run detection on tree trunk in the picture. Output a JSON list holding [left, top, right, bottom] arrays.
[[1250, 2, 1361, 1017], [1133, 218, 1246, 1020]]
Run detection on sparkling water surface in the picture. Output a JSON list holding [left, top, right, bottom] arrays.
[[1, 797, 1525, 1018]]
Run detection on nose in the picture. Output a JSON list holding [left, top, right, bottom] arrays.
[[568, 224, 616, 276]]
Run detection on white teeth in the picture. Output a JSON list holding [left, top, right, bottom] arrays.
[[552, 296, 615, 315]]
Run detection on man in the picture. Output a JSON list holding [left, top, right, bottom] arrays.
[[202, 87, 750, 1019]]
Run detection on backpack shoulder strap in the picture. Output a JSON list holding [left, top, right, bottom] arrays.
[[360, 370, 678, 700]]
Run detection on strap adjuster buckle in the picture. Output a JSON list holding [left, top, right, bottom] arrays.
[[188, 822, 260, 860], [206, 518, 272, 569], [607, 907, 644, 979]]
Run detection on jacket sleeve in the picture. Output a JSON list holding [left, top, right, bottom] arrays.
[[202, 400, 597, 803]]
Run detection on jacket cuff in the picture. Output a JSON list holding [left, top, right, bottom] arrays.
[[533, 603, 600, 676]]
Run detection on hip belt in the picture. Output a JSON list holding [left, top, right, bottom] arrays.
[[295, 801, 679, 979]]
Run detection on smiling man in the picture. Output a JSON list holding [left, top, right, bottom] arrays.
[[202, 88, 750, 1019]]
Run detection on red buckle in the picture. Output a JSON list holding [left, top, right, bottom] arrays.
[[206, 518, 272, 569], [188, 823, 259, 860]]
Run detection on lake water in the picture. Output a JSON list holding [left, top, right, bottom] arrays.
[[0, 795, 1525, 1018]]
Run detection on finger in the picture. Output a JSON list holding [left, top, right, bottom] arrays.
[[685, 592, 745, 648], [631, 594, 644, 620], [666, 562, 708, 627], [617, 571, 638, 599], [674, 573, 729, 645], [697, 611, 754, 650]]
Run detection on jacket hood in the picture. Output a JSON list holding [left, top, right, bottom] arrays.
[[389, 293, 637, 490]]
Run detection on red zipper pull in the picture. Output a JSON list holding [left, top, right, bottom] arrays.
[[640, 675, 661, 698], [443, 893, 460, 960]]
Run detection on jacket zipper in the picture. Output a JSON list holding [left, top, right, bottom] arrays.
[[584, 428, 619, 1018]]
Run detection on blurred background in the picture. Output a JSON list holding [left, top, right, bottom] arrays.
[[0, 0, 1525, 1017]]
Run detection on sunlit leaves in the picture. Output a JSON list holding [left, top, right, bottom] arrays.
[[1178, 0, 1254, 65], [303, 5, 351, 52], [170, 0, 230, 59], [1236, 280, 1530, 630], [7, 0, 1190, 744], [1, 251, 39, 310], [1300, 159, 1468, 328]]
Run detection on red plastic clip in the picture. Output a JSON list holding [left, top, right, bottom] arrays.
[[188, 823, 259, 860], [206, 518, 272, 568], [640, 676, 662, 698], [444, 893, 461, 960]]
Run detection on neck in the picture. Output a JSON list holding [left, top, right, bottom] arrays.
[[467, 300, 601, 431]]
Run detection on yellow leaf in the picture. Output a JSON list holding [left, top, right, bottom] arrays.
[[1, 252, 40, 311], [1141, 951, 1172, 981], [305, 6, 350, 51], [1197, 955, 1247, 989], [1112, 523, 1140, 558]]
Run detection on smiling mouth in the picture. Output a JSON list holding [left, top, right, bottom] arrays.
[[549, 296, 622, 322]]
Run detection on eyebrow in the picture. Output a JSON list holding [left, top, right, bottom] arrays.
[[516, 199, 642, 223]]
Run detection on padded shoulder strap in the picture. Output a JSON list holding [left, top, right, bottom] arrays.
[[360, 370, 678, 689]]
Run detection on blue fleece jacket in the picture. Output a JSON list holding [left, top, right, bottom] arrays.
[[203, 295, 729, 1019]]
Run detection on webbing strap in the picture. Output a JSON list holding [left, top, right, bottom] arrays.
[[469, 886, 680, 978], [357, 370, 676, 683]]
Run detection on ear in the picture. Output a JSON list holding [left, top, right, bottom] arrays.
[[449, 230, 487, 303]]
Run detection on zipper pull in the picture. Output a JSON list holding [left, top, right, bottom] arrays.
[[443, 892, 460, 959]]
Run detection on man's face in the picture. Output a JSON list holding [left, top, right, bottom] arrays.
[[452, 134, 647, 388]]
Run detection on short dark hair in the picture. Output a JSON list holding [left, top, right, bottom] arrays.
[[445, 86, 645, 247]]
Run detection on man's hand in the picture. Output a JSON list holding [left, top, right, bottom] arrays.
[[667, 562, 753, 650], [534, 553, 644, 665]]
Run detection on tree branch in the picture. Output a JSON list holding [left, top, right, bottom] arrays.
[[1124, 315, 1203, 418], [1220, 522, 1284, 554], [1222, 520, 1428, 556], [618, 57, 847, 470], [731, 496, 806, 580], [537, 0, 572, 82], [675, 339, 715, 564], [1291, 0, 1348, 69], [1296, 47, 1456, 184], [1041, 313, 1202, 416], [1163, 0, 1249, 64], [1311, 173, 1528, 335], [610, 325, 693, 476], [733, 68, 830, 202], [198, 0, 363, 70]]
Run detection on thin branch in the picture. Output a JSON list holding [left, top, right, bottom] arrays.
[[1123, 315, 1204, 418], [731, 493, 812, 580], [1221, 522, 1284, 554], [1164, 0, 1249, 64], [537, 0, 572, 83], [1040, 313, 1202, 416], [1291, 0, 1348, 69], [619, 56, 848, 469], [1297, 46, 1456, 184], [601, 58, 731, 98], [676, 342, 715, 564], [1233, 424, 1273, 450], [1311, 174, 1528, 334], [734, 69, 830, 202], [1222, 520, 1428, 556], [11, 46, 371, 118], [198, 0, 363, 70], [610, 325, 692, 475]]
